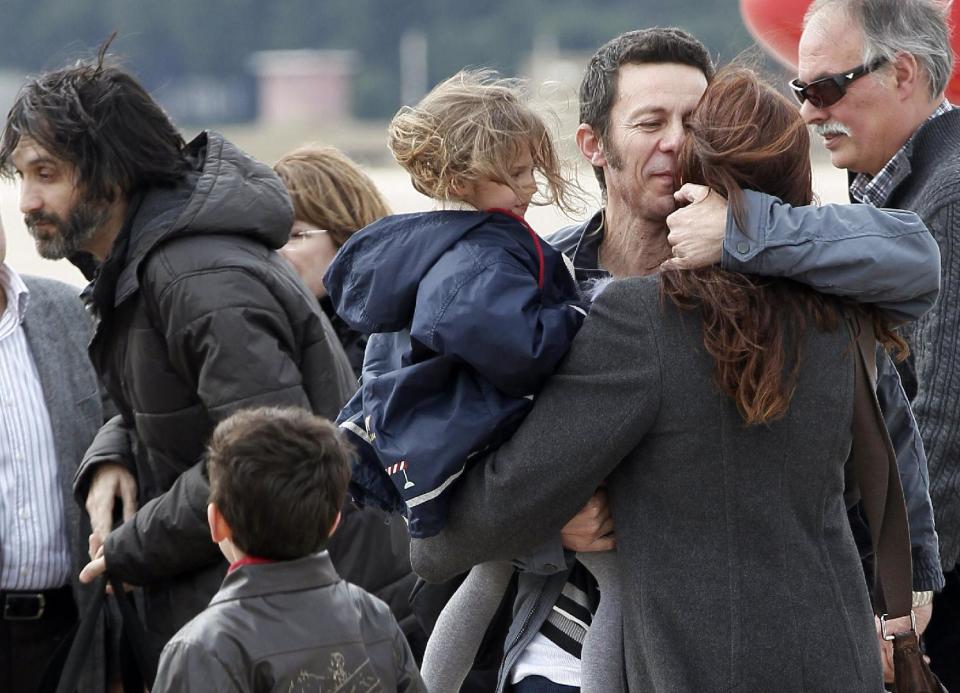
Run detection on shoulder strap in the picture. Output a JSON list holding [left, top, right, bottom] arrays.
[[847, 314, 913, 619]]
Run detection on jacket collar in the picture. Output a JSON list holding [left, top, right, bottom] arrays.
[[210, 551, 341, 606], [551, 209, 609, 284]]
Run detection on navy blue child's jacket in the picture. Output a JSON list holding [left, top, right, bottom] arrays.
[[324, 209, 585, 538]]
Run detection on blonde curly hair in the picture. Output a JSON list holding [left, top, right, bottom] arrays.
[[389, 70, 578, 214], [273, 145, 391, 248]]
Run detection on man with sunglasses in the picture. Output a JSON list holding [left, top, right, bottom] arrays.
[[799, 0, 959, 687]]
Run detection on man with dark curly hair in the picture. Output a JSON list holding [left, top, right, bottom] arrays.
[[0, 41, 356, 674]]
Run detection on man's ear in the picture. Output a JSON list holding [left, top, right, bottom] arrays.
[[208, 502, 232, 544], [328, 511, 342, 539], [576, 123, 607, 168], [891, 51, 922, 100]]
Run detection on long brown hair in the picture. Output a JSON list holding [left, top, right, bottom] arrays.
[[661, 67, 906, 425]]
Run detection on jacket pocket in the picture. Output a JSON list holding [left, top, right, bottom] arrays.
[[133, 404, 209, 474]]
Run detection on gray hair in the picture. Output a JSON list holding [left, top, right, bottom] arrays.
[[805, 0, 953, 99]]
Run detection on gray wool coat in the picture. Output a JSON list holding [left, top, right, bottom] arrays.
[[22, 275, 105, 691], [411, 275, 885, 693]]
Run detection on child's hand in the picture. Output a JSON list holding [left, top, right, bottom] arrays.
[[561, 487, 615, 552]]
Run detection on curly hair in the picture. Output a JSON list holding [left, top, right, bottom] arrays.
[[274, 145, 390, 248], [661, 67, 907, 425], [388, 69, 579, 214], [0, 35, 188, 204]]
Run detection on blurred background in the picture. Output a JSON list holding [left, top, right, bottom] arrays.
[[0, 0, 849, 284]]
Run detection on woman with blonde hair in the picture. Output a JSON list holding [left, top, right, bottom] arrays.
[[273, 145, 431, 661], [274, 145, 390, 376]]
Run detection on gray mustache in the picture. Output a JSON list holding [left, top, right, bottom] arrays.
[[814, 122, 852, 137]]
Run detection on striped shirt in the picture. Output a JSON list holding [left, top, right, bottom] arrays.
[[511, 560, 599, 687], [0, 263, 73, 589], [850, 100, 953, 207]]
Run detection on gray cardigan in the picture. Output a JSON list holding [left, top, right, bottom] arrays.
[[412, 276, 884, 693], [882, 109, 960, 571]]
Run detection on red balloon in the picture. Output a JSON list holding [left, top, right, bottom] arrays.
[[740, 0, 960, 103]]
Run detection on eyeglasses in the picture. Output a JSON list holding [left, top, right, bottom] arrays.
[[288, 228, 328, 241], [789, 58, 887, 109]]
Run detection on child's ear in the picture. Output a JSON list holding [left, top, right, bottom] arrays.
[[450, 176, 474, 201], [208, 502, 231, 544], [328, 511, 342, 538]]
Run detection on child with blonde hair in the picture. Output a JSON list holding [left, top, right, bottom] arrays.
[[324, 70, 620, 691]]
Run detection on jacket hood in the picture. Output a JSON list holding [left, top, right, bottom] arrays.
[[324, 210, 499, 334], [113, 131, 293, 304]]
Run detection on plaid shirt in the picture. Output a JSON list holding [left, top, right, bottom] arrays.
[[850, 100, 953, 207]]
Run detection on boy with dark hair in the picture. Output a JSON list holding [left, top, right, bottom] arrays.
[[152, 407, 424, 693]]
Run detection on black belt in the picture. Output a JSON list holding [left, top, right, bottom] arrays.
[[0, 585, 73, 621]]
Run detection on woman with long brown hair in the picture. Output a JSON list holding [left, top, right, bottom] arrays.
[[411, 67, 896, 691], [662, 68, 906, 425], [272, 146, 435, 662]]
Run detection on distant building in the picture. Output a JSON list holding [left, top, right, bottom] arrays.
[[154, 75, 255, 125], [249, 49, 356, 124]]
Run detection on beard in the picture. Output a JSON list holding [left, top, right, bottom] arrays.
[[603, 135, 623, 171], [25, 198, 110, 260]]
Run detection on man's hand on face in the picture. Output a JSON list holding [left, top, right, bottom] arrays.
[[561, 487, 615, 553], [661, 183, 729, 271], [85, 462, 138, 559]]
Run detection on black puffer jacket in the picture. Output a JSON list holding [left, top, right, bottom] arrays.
[[74, 131, 357, 647], [319, 295, 367, 380], [327, 500, 427, 659]]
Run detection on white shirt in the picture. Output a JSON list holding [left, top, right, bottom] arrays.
[[0, 263, 73, 589]]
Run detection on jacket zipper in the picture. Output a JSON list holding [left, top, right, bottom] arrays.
[[500, 576, 547, 691]]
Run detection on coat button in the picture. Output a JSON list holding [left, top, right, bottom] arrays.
[[736, 241, 750, 255]]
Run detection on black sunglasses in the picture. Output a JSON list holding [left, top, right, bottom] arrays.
[[789, 58, 887, 108]]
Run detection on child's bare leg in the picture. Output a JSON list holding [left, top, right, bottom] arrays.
[[576, 551, 625, 693], [421, 560, 514, 693]]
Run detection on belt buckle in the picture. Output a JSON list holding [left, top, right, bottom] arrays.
[[3, 593, 45, 620]]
